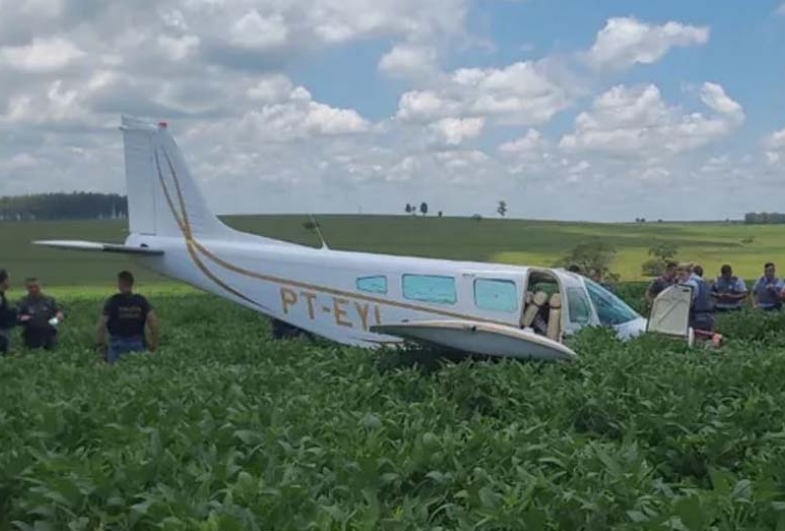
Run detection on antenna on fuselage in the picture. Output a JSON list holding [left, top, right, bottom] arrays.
[[308, 213, 330, 250]]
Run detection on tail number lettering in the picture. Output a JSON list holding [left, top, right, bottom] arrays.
[[279, 287, 381, 330]]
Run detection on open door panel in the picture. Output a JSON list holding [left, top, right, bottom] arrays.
[[647, 285, 692, 339]]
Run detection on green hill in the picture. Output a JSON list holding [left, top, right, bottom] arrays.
[[0, 215, 778, 287]]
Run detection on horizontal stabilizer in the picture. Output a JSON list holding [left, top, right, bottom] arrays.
[[33, 240, 164, 255]]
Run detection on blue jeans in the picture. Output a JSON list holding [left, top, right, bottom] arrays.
[[107, 337, 145, 364]]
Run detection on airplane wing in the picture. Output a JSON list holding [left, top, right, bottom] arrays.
[[370, 319, 577, 362], [32, 240, 164, 255]]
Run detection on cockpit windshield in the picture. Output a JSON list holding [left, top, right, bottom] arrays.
[[584, 278, 640, 326]]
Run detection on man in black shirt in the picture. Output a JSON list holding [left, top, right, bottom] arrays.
[[646, 261, 678, 306], [0, 269, 17, 356], [95, 270, 159, 364], [17, 277, 64, 351]]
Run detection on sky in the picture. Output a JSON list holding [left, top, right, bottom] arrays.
[[0, 0, 784, 222]]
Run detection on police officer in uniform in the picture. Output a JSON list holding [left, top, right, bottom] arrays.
[[711, 264, 748, 312], [0, 269, 17, 355], [95, 271, 159, 363], [752, 262, 784, 311], [17, 277, 64, 350], [678, 263, 715, 331]]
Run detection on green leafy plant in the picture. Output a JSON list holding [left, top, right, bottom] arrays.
[[2, 290, 785, 529]]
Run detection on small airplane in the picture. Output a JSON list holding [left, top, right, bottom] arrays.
[[33, 116, 697, 362]]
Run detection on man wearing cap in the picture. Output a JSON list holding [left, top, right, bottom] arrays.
[[17, 277, 64, 351], [711, 264, 748, 312], [752, 262, 784, 311]]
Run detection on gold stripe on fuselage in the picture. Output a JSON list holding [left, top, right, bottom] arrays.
[[154, 143, 516, 329]]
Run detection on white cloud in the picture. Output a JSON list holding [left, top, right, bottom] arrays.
[[499, 129, 548, 155], [765, 127, 785, 164], [1, 153, 39, 171], [397, 60, 575, 126], [157, 34, 200, 61], [237, 81, 370, 142], [247, 75, 301, 104], [396, 90, 462, 122], [427, 117, 485, 146], [583, 17, 709, 71], [303, 0, 468, 44], [378, 43, 439, 80], [0, 36, 85, 72], [559, 83, 743, 157], [777, 2, 785, 15], [230, 10, 288, 50], [699, 82, 745, 124]]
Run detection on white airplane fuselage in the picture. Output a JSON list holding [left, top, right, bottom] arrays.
[[36, 115, 650, 359], [122, 231, 648, 350]]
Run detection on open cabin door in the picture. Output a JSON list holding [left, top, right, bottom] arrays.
[[520, 268, 565, 343], [647, 285, 693, 344]]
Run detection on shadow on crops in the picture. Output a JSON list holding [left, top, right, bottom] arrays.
[[372, 342, 472, 375]]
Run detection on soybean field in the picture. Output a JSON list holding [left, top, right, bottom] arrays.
[[3, 285, 785, 529], [2, 216, 785, 529]]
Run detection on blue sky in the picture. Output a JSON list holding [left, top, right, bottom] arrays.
[[0, 0, 784, 221]]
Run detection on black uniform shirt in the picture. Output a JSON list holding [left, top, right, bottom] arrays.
[[103, 293, 151, 338], [0, 292, 16, 330], [18, 295, 60, 331]]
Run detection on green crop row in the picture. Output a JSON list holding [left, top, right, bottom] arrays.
[[2, 291, 785, 530]]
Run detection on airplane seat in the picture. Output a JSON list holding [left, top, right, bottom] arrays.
[[522, 291, 548, 328], [546, 293, 562, 341]]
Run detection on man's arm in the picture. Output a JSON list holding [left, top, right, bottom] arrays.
[[645, 280, 658, 303], [95, 299, 111, 347], [730, 279, 749, 301], [52, 297, 64, 320], [16, 299, 31, 324], [752, 282, 761, 308], [146, 310, 159, 351], [95, 315, 108, 347]]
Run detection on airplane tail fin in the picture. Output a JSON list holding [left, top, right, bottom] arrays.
[[121, 115, 235, 240]]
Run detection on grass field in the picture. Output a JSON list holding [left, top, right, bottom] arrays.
[[0, 215, 780, 289], [3, 216, 785, 529], [4, 289, 785, 529]]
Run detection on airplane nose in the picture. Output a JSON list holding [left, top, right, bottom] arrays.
[[615, 318, 648, 340]]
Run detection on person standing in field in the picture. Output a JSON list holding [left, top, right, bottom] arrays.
[[95, 271, 159, 363], [752, 262, 784, 311], [0, 269, 17, 356], [17, 277, 64, 351], [711, 264, 748, 312], [677, 263, 715, 331], [645, 261, 678, 305]]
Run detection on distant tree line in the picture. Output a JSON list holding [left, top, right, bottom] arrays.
[[403, 199, 509, 219], [744, 212, 785, 225], [0, 192, 128, 221]]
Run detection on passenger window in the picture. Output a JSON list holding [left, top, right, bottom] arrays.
[[402, 274, 456, 304], [567, 287, 592, 324], [356, 275, 387, 294], [474, 279, 518, 313]]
